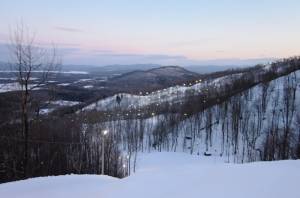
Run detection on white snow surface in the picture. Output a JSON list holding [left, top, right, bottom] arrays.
[[1, 152, 299, 198], [57, 83, 70, 86], [39, 100, 81, 114], [0, 83, 40, 93], [0, 70, 88, 74], [50, 100, 81, 106], [0, 175, 117, 198], [83, 85, 94, 89]]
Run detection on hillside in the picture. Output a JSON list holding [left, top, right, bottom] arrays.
[[82, 61, 298, 112], [108, 66, 200, 91], [79, 59, 300, 163]]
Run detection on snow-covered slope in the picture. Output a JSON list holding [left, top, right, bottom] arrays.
[[82, 73, 240, 111], [1, 152, 299, 198], [104, 153, 300, 198], [79, 70, 300, 163], [0, 175, 118, 198]]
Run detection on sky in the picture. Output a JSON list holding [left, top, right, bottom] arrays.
[[0, 0, 300, 66]]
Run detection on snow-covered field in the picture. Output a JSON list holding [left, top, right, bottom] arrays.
[[0, 83, 40, 93], [50, 100, 81, 106], [1, 152, 299, 198], [0, 70, 89, 74], [39, 100, 81, 114]]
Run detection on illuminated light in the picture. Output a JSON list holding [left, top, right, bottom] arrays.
[[102, 129, 108, 135], [151, 112, 155, 116]]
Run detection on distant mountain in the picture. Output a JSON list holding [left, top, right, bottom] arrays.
[[184, 65, 244, 74], [61, 64, 161, 76], [101, 64, 161, 72], [108, 66, 199, 91], [61, 64, 247, 76]]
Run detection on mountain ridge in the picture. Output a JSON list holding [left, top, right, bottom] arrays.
[[108, 65, 200, 92]]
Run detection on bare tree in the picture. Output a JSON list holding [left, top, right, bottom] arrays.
[[9, 23, 60, 178], [281, 74, 297, 159]]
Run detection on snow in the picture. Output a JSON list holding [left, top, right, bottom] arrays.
[[83, 85, 94, 89], [104, 153, 300, 198], [39, 108, 54, 114], [39, 100, 81, 114], [75, 78, 93, 83], [50, 100, 81, 106], [60, 71, 88, 74], [0, 175, 118, 198], [0, 83, 40, 93], [82, 84, 202, 111], [0, 70, 89, 74], [81, 73, 242, 111], [80, 70, 300, 163], [1, 152, 299, 198], [57, 83, 70, 86], [0, 77, 17, 80]]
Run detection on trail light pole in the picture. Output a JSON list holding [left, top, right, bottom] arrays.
[[122, 164, 126, 177], [101, 129, 108, 175], [126, 154, 130, 175]]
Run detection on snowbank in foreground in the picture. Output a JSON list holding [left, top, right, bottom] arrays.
[[1, 152, 299, 198], [0, 175, 118, 198]]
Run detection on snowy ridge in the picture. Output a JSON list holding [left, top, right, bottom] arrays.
[[82, 73, 242, 111]]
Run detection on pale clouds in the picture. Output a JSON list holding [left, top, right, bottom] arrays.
[[54, 26, 83, 33]]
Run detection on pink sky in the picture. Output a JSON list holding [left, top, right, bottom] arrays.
[[0, 0, 300, 65]]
